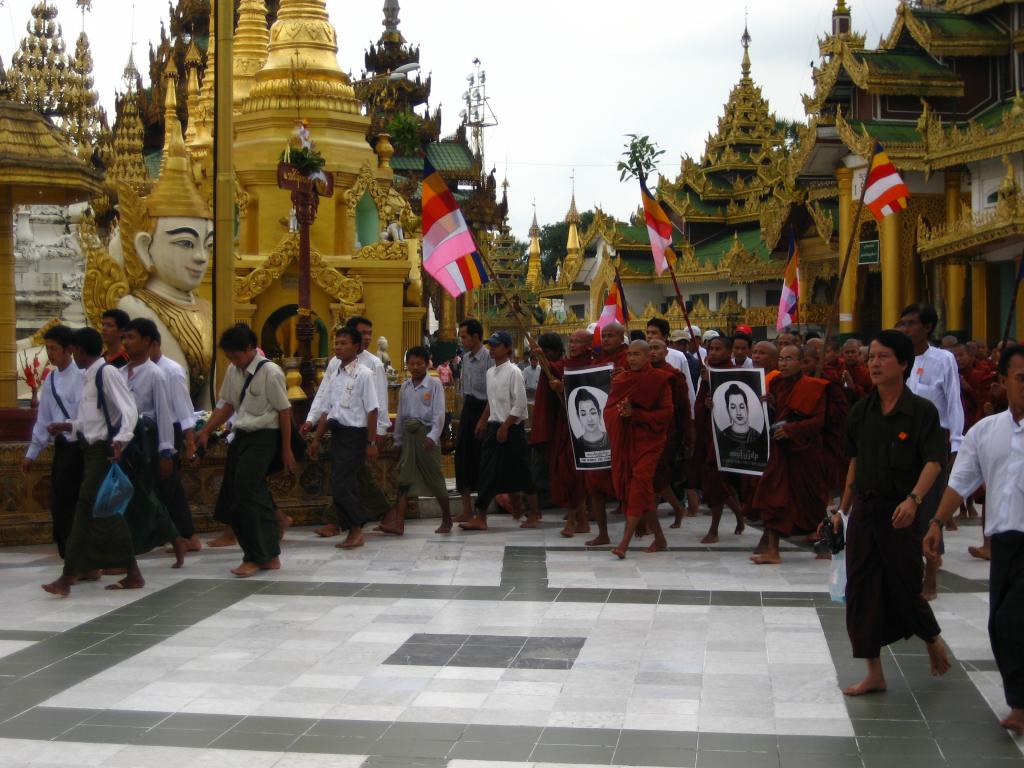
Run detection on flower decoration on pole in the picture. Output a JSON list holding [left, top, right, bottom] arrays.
[[19, 350, 51, 408]]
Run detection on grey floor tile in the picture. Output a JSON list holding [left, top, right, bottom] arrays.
[[852, 719, 931, 737], [308, 719, 389, 739], [461, 723, 543, 743], [614, 746, 697, 767], [134, 728, 222, 748], [385, 722, 465, 741], [699, 733, 778, 752], [779, 754, 862, 768], [449, 739, 535, 761], [85, 709, 169, 728], [776, 735, 858, 755], [59, 723, 149, 744], [211, 730, 300, 752], [531, 742, 616, 764], [856, 736, 943, 757], [696, 750, 781, 768], [290, 734, 377, 754], [232, 715, 313, 735], [539, 725, 619, 746], [373, 738, 453, 758]]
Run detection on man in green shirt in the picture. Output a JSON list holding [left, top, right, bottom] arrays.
[[194, 325, 295, 577], [834, 329, 951, 696]]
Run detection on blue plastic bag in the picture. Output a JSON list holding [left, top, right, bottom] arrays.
[[92, 463, 134, 518], [828, 550, 847, 604]]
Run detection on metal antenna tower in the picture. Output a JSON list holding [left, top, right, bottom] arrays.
[[459, 57, 497, 164]]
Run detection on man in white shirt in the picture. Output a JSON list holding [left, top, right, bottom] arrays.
[[42, 327, 141, 597], [377, 346, 452, 535], [522, 354, 542, 403], [151, 336, 199, 551], [732, 330, 755, 369], [195, 324, 295, 577], [926, 343, 1024, 734], [454, 318, 494, 522], [22, 325, 83, 559], [460, 331, 534, 531], [121, 319, 189, 568], [897, 303, 963, 600], [307, 326, 380, 550]]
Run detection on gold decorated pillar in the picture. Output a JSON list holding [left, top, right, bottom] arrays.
[[439, 291, 456, 341], [403, 307, 426, 359], [880, 207, 903, 329], [970, 261, 990, 342], [213, 0, 234, 392], [836, 166, 857, 335], [943, 171, 966, 336], [0, 188, 14, 406]]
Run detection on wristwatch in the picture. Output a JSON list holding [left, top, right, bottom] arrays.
[[929, 517, 944, 531], [907, 492, 923, 506]]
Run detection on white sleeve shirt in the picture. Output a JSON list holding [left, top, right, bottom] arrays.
[[72, 358, 138, 446], [122, 360, 176, 454], [948, 410, 1024, 536], [155, 355, 196, 431], [307, 356, 341, 425], [666, 347, 697, 417], [486, 361, 528, 424], [27, 364, 84, 460], [359, 350, 392, 436], [324, 361, 379, 428], [907, 346, 964, 452], [394, 375, 445, 447]]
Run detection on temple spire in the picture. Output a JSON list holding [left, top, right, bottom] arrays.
[[833, 0, 852, 37], [109, 49, 148, 194], [382, 0, 404, 42], [526, 204, 541, 289], [234, 0, 270, 108], [740, 19, 752, 79]]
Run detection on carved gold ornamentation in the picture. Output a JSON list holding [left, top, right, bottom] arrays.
[[80, 211, 130, 327], [135, 287, 212, 394], [355, 240, 407, 261], [807, 201, 835, 246]]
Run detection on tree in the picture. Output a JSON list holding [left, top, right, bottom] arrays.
[[539, 210, 595, 281]]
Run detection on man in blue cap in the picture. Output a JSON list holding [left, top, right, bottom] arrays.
[[460, 330, 536, 530]]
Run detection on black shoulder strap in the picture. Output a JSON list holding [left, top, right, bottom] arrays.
[[238, 359, 271, 409], [50, 370, 71, 420], [94, 364, 117, 442]]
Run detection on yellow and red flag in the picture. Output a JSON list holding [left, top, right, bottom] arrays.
[[864, 142, 910, 221], [639, 176, 675, 275]]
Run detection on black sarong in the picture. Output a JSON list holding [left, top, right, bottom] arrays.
[[50, 436, 84, 559], [215, 429, 280, 564], [330, 424, 372, 530], [454, 395, 487, 492], [990, 531, 1024, 709], [123, 419, 180, 555], [62, 442, 135, 576], [845, 493, 941, 658], [157, 423, 193, 539], [475, 422, 535, 512]]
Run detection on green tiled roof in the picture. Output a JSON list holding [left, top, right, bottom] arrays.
[[620, 254, 655, 275], [913, 9, 1005, 42], [856, 50, 956, 80], [853, 121, 923, 144], [617, 224, 650, 246], [694, 227, 770, 267], [391, 142, 476, 174]]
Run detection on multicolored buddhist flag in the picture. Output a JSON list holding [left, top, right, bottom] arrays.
[[639, 176, 675, 275], [421, 159, 489, 297], [593, 276, 629, 348], [776, 231, 800, 331], [864, 142, 910, 221]]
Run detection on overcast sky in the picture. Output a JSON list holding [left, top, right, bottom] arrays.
[[2, 0, 900, 240]]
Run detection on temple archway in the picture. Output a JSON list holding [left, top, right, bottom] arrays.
[[260, 304, 330, 359]]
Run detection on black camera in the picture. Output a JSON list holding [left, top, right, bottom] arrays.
[[813, 515, 845, 556]]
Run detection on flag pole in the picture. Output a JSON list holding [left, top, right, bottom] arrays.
[[820, 146, 877, 377]]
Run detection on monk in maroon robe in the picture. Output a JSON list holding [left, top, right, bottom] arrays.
[[750, 345, 828, 564], [536, 330, 591, 537], [841, 338, 873, 402], [649, 338, 692, 527], [807, 340, 850, 497], [606, 341, 674, 558], [695, 336, 745, 544], [583, 322, 629, 546]]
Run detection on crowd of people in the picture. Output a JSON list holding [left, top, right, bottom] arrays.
[[21, 303, 1024, 732]]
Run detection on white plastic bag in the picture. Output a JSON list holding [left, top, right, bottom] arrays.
[[828, 550, 847, 604]]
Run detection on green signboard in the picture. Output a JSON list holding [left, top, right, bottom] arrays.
[[859, 239, 880, 265]]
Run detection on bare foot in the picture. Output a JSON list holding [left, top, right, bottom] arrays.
[[337, 529, 365, 549], [750, 553, 782, 565], [207, 530, 237, 548], [922, 588, 938, 602], [700, 533, 720, 545], [585, 534, 610, 546], [231, 561, 260, 577], [734, 521, 746, 535], [376, 523, 405, 536], [171, 537, 188, 569], [519, 517, 541, 529], [968, 545, 991, 561], [611, 547, 626, 560], [574, 522, 591, 534], [843, 675, 887, 696], [753, 532, 768, 555], [645, 539, 668, 553], [186, 535, 202, 552], [105, 574, 145, 590], [686, 509, 698, 517], [454, 512, 473, 524], [560, 526, 574, 538], [315, 524, 340, 538], [277, 514, 293, 540], [41, 578, 71, 597], [459, 518, 488, 531], [435, 520, 453, 534], [926, 637, 951, 677], [101, 567, 127, 576], [259, 557, 281, 571], [999, 708, 1024, 734], [77, 570, 101, 582]]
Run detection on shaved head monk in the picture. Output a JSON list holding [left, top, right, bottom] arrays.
[[584, 322, 629, 546], [649, 338, 692, 528], [539, 329, 591, 538], [748, 345, 829, 564], [606, 340, 674, 558]]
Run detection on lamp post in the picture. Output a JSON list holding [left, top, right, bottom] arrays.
[[277, 159, 334, 400]]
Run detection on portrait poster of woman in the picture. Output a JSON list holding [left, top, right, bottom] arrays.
[[709, 368, 770, 476], [564, 364, 613, 471]]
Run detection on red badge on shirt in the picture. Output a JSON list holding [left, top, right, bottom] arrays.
[[898, 431, 909, 441], [423, 392, 431, 403]]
